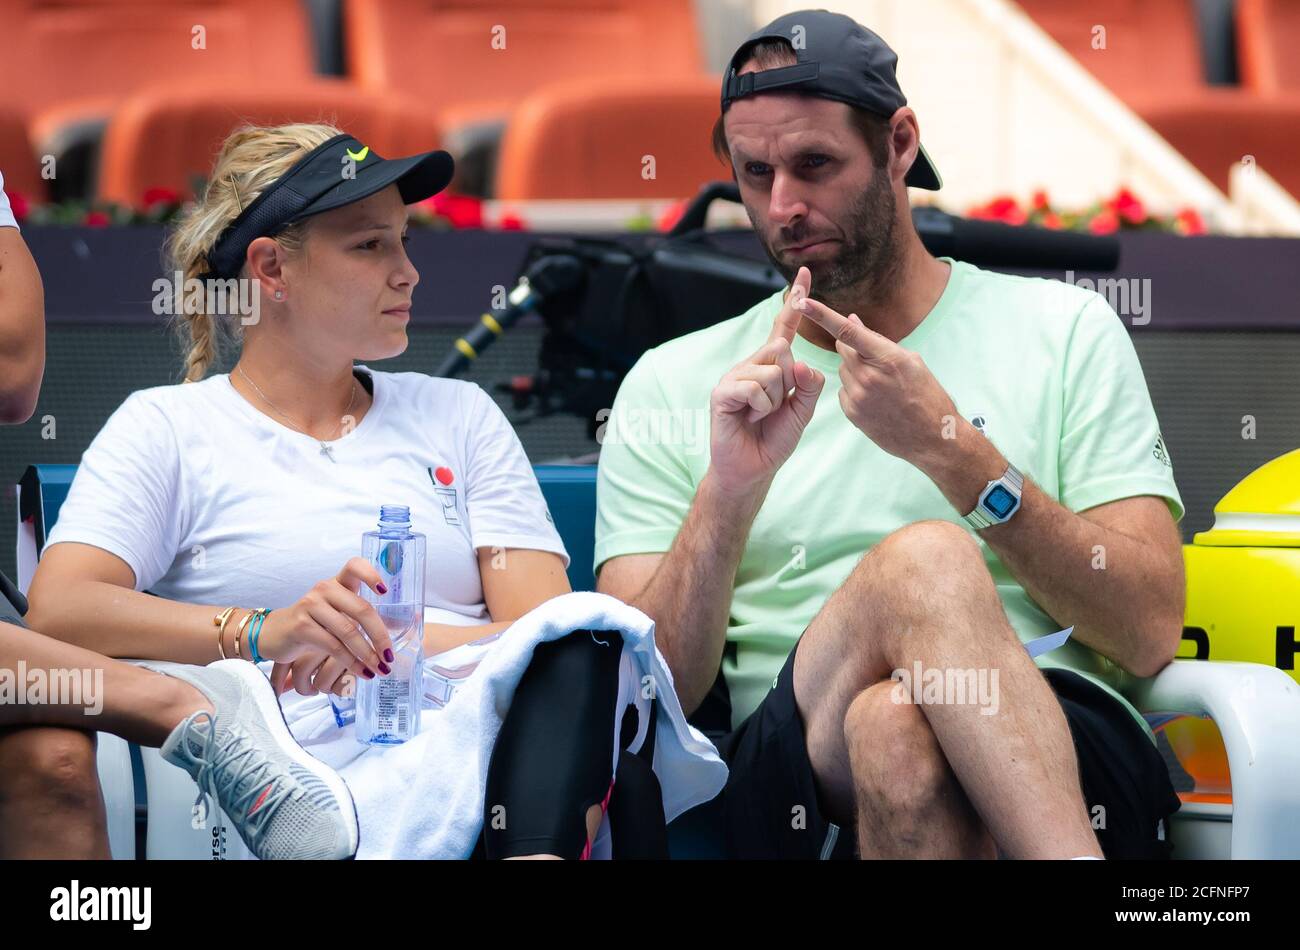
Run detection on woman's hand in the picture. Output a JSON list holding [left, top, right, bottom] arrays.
[[272, 650, 359, 699], [258, 558, 395, 696]]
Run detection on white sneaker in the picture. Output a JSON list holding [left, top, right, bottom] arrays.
[[152, 659, 359, 860]]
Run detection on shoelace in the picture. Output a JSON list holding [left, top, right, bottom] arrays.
[[176, 710, 299, 840]]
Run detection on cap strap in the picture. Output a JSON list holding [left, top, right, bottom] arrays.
[[723, 61, 820, 106]]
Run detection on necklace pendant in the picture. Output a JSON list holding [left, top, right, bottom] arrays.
[[320, 442, 335, 461]]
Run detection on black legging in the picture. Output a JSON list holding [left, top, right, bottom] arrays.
[[479, 629, 669, 859]]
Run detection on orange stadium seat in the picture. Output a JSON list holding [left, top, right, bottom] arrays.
[[1015, 0, 1207, 102], [494, 76, 727, 201], [0, 0, 317, 148], [1137, 92, 1300, 197], [0, 107, 47, 205], [1016, 0, 1300, 198], [96, 81, 444, 207], [344, 0, 706, 132], [1237, 0, 1300, 93]]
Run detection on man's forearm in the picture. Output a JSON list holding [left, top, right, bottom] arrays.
[[919, 422, 1182, 676], [979, 480, 1182, 675], [0, 228, 46, 423], [631, 469, 768, 715]]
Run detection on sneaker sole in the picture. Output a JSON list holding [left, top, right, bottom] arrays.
[[214, 659, 360, 859]]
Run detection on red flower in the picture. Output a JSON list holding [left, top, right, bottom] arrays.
[[140, 186, 182, 211], [496, 212, 526, 231], [1031, 189, 1051, 212], [967, 195, 1027, 226], [1040, 211, 1064, 230], [1173, 207, 1207, 235], [3, 188, 30, 222], [423, 192, 483, 229], [82, 210, 111, 227], [1088, 208, 1120, 234], [656, 197, 689, 232], [1108, 187, 1147, 226], [992, 200, 1027, 226]]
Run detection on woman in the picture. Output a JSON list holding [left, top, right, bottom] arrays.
[[22, 124, 702, 859], [0, 163, 356, 861]]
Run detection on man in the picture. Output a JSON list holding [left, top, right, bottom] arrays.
[[595, 10, 1184, 859]]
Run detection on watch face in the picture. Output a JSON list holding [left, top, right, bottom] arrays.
[[985, 485, 1017, 518]]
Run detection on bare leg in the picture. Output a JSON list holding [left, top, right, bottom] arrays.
[[0, 726, 110, 858], [0, 621, 215, 858], [0, 621, 213, 743], [844, 681, 995, 859], [794, 521, 1100, 859]]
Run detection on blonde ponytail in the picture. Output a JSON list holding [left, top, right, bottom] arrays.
[[164, 122, 342, 382]]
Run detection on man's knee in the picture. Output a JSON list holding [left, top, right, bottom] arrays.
[[843, 682, 952, 809], [873, 520, 984, 583], [842, 520, 998, 630], [0, 727, 102, 813]]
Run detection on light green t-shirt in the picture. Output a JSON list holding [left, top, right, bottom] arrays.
[[594, 258, 1184, 733]]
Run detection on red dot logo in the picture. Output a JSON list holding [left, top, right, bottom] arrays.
[[434, 466, 454, 486]]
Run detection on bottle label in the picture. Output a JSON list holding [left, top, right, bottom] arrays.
[[375, 675, 412, 736]]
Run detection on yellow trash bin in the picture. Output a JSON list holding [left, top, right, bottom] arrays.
[[1167, 448, 1300, 802]]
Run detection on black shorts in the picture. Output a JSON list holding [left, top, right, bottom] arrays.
[[704, 645, 1182, 859], [472, 630, 669, 860], [0, 589, 25, 628]]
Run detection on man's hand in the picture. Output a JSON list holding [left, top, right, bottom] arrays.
[[795, 296, 960, 468], [709, 266, 825, 494]]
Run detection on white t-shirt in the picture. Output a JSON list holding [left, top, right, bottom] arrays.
[[45, 366, 568, 627], [0, 170, 18, 230]]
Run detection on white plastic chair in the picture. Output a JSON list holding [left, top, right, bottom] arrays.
[[95, 733, 136, 859], [139, 746, 254, 860], [1125, 659, 1300, 859]]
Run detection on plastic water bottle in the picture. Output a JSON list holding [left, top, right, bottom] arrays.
[[354, 505, 426, 745]]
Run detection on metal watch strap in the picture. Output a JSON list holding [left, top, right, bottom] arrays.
[[964, 463, 1024, 530]]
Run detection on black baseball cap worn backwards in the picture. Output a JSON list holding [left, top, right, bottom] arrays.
[[205, 133, 454, 280], [721, 9, 942, 191]]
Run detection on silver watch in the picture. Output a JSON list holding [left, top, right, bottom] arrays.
[[963, 464, 1024, 529]]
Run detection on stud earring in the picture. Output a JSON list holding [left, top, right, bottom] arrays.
[[274, 290, 284, 300]]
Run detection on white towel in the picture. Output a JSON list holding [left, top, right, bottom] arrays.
[[277, 591, 728, 859]]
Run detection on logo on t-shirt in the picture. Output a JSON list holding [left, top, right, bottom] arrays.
[[428, 466, 462, 525], [1152, 434, 1173, 468], [970, 413, 991, 439]]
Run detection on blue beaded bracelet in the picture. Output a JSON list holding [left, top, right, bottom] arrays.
[[249, 608, 271, 664]]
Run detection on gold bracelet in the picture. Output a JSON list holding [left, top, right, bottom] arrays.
[[214, 606, 237, 661], [234, 609, 258, 661]]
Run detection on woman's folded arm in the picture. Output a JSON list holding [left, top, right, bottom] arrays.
[[25, 541, 231, 664]]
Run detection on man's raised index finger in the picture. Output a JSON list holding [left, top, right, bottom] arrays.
[[769, 266, 812, 344]]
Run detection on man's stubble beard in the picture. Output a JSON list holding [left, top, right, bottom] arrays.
[[754, 169, 905, 315]]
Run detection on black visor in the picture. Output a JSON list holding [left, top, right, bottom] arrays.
[[204, 134, 454, 280]]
